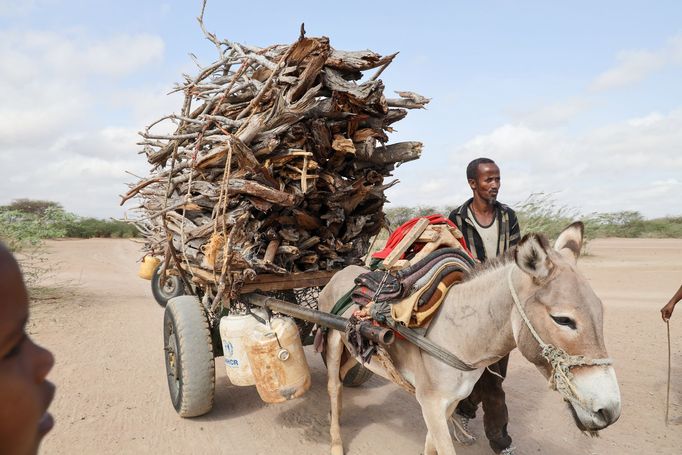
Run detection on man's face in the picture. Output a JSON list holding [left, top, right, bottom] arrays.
[[0, 252, 55, 455], [468, 162, 501, 204]]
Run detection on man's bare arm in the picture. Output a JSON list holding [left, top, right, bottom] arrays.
[[661, 284, 682, 321]]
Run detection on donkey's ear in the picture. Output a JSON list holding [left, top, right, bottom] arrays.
[[553, 221, 584, 263], [515, 233, 554, 281]]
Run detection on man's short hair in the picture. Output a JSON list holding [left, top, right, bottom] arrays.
[[466, 158, 496, 180]]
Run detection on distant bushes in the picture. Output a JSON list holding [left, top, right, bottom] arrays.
[[0, 199, 138, 253], [2, 197, 680, 248], [0, 199, 139, 287], [0, 203, 71, 253], [384, 194, 682, 240], [0, 200, 73, 286], [63, 218, 138, 239]]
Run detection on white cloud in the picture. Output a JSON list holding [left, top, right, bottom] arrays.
[[590, 34, 682, 91], [0, 126, 148, 218], [590, 50, 664, 91], [627, 112, 664, 127], [0, 28, 166, 218], [0, 29, 166, 146], [387, 108, 682, 218], [510, 98, 592, 129], [108, 86, 185, 131], [0, 82, 90, 147], [0, 29, 164, 80], [0, 0, 39, 16], [48, 128, 140, 160]]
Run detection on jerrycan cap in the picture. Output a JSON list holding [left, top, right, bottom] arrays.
[[277, 348, 290, 361]]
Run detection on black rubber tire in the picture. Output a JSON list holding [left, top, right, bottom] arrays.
[[321, 346, 375, 387], [163, 296, 215, 417], [151, 264, 185, 307], [342, 360, 375, 387]]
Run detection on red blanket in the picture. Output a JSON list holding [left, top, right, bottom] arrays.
[[372, 214, 471, 260]]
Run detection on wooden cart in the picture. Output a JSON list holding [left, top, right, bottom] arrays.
[[157, 218, 459, 417], [158, 268, 384, 418]]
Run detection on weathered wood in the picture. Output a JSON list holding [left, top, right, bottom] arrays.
[[417, 228, 441, 243], [325, 49, 395, 72], [123, 31, 429, 308], [410, 225, 465, 264], [382, 218, 430, 269], [388, 259, 410, 271], [263, 239, 280, 264], [240, 271, 336, 293], [364, 141, 422, 165], [226, 179, 297, 206]]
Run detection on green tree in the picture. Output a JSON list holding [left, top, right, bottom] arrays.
[[2, 199, 63, 215], [0, 203, 76, 288], [0, 207, 74, 253]]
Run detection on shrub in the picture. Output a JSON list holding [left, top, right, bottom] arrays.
[[64, 218, 138, 238], [0, 206, 75, 287], [584, 211, 646, 238], [0, 199, 140, 287], [1, 199, 63, 216], [384, 207, 417, 228], [0, 207, 74, 252], [515, 193, 578, 240], [639, 217, 682, 238]]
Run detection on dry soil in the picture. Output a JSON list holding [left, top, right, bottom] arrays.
[[32, 238, 682, 454]]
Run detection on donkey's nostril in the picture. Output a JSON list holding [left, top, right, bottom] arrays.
[[597, 407, 613, 424]]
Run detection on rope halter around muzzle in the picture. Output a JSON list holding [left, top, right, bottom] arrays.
[[507, 267, 612, 408]]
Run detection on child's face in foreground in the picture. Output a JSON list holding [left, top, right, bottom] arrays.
[[0, 250, 55, 455]]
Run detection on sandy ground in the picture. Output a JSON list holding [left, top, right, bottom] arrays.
[[29, 238, 682, 455]]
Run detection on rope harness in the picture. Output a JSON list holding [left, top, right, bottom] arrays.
[[507, 268, 612, 408]]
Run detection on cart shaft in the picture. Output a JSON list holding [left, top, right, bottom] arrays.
[[241, 293, 394, 346]]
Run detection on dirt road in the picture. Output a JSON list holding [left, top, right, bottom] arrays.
[[32, 238, 681, 454]]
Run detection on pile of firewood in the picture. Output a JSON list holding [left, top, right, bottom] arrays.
[[122, 20, 429, 306]]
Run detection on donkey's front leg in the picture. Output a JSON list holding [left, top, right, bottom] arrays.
[[418, 392, 457, 455], [326, 329, 346, 455]]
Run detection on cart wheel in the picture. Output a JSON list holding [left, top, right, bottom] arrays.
[[152, 264, 185, 307], [322, 346, 374, 387], [163, 296, 215, 417], [342, 360, 375, 387]]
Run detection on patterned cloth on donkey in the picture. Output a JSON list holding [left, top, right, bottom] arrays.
[[352, 247, 475, 327]]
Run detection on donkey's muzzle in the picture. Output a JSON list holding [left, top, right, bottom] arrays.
[[570, 365, 622, 430]]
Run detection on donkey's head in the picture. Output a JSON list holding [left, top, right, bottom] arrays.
[[511, 222, 621, 432]]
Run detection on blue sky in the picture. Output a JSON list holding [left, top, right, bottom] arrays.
[[1, 1, 681, 218]]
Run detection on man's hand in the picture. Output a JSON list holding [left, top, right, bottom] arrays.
[[661, 301, 676, 322]]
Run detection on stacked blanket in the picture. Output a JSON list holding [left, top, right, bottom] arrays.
[[351, 247, 475, 327]]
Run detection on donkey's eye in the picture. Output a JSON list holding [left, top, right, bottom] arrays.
[[550, 315, 577, 330]]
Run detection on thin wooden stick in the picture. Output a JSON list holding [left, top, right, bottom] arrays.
[[666, 320, 672, 425]]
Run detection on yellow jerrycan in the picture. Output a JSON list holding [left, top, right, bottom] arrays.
[[245, 316, 311, 403], [138, 256, 160, 280]]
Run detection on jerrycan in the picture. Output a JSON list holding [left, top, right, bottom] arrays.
[[219, 310, 267, 386], [138, 256, 160, 280], [245, 316, 311, 403]]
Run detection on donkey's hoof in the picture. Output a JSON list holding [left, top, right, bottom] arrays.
[[330, 444, 344, 455]]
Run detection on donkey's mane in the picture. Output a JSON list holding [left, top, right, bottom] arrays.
[[463, 245, 518, 282]]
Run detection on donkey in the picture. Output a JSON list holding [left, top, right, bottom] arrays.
[[318, 222, 621, 455]]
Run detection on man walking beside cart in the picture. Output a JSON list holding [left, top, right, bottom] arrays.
[[448, 157, 520, 455]]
